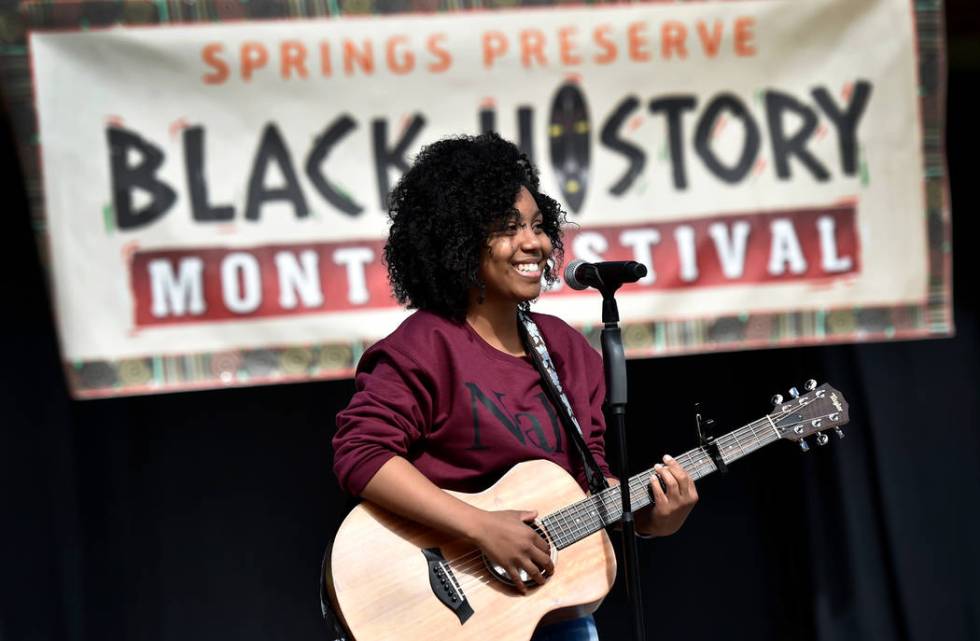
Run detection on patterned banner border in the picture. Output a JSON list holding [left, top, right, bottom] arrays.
[[0, 0, 952, 399]]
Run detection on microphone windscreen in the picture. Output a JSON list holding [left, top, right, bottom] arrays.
[[563, 259, 589, 291]]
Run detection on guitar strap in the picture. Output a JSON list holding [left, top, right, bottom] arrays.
[[518, 311, 610, 496], [320, 544, 351, 641]]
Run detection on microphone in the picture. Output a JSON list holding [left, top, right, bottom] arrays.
[[563, 259, 648, 291]]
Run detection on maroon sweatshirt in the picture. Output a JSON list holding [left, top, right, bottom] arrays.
[[333, 310, 612, 496]]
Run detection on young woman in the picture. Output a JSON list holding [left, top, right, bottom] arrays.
[[332, 133, 697, 640]]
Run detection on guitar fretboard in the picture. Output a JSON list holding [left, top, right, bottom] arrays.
[[540, 416, 782, 549]]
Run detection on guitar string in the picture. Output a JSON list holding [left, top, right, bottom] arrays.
[[443, 407, 839, 589], [405, 432, 771, 598], [444, 428, 782, 584], [443, 406, 830, 582], [446, 464, 767, 592], [443, 448, 752, 585], [439, 447, 714, 579], [354, 400, 841, 608], [403, 440, 758, 600], [448, 475, 744, 591], [526, 398, 835, 556], [444, 410, 789, 571], [443, 398, 834, 575], [443, 456, 719, 587], [535, 403, 812, 543]]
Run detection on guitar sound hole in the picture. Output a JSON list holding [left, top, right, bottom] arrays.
[[482, 521, 558, 588]]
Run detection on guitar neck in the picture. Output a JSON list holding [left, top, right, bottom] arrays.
[[541, 416, 782, 549]]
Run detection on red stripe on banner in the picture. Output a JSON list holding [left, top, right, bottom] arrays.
[[129, 203, 859, 327], [130, 239, 393, 327], [560, 202, 860, 291]]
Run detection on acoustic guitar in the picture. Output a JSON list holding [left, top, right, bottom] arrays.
[[327, 381, 849, 640]]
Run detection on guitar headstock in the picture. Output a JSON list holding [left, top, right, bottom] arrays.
[[769, 381, 850, 450]]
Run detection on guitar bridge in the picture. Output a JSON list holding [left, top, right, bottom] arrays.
[[422, 548, 474, 625]]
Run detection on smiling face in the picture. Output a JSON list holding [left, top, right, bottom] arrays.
[[474, 186, 553, 311]]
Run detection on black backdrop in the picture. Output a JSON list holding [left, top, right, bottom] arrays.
[[2, 18, 978, 641]]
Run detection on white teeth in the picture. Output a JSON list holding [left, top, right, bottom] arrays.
[[515, 263, 540, 273]]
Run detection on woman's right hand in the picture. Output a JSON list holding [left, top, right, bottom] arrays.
[[360, 459, 554, 594], [468, 509, 554, 593]]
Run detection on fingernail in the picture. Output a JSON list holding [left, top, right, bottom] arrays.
[[654, 464, 663, 470], [663, 454, 673, 462]]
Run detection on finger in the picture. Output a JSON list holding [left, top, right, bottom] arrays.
[[650, 466, 668, 503], [658, 464, 680, 498], [520, 510, 539, 523], [506, 565, 528, 593], [516, 512, 549, 553], [664, 455, 694, 496], [529, 544, 554, 576], [522, 556, 549, 586], [530, 528, 551, 554]]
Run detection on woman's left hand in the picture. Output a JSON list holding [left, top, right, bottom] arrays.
[[636, 454, 698, 537]]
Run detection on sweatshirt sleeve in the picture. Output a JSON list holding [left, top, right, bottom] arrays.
[[332, 340, 435, 496]]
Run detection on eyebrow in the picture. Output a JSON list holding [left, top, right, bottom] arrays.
[[506, 210, 542, 221]]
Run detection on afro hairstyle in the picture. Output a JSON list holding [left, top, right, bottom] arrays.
[[384, 132, 566, 321]]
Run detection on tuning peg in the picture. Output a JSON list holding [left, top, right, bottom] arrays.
[[834, 428, 845, 439], [804, 379, 817, 391], [816, 432, 829, 446], [789, 387, 800, 399], [799, 439, 810, 452], [771, 394, 784, 406]]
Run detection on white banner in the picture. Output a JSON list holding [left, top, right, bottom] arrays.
[[28, 0, 931, 395]]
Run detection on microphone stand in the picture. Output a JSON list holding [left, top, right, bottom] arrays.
[[597, 284, 646, 641]]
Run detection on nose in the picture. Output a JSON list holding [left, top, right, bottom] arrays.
[[518, 226, 542, 251]]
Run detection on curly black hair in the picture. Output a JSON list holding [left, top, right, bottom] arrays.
[[384, 132, 567, 321]]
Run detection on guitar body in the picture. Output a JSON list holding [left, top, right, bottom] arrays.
[[327, 460, 617, 641]]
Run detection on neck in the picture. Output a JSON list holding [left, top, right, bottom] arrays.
[[540, 415, 783, 549], [466, 297, 523, 356]]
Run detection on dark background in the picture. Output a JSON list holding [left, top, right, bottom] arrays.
[[2, 5, 978, 641]]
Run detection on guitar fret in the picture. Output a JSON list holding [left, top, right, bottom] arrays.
[[542, 516, 559, 547], [765, 414, 780, 439], [557, 506, 575, 546], [582, 504, 595, 538], [721, 433, 737, 461], [572, 504, 586, 537], [542, 411, 800, 548], [752, 421, 767, 448], [563, 505, 579, 544], [730, 430, 747, 457], [749, 419, 775, 452], [745, 422, 760, 455], [555, 513, 568, 545], [589, 499, 604, 535], [565, 509, 579, 545], [548, 509, 571, 548]]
